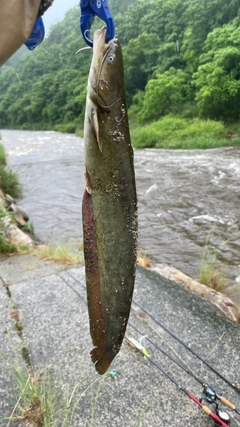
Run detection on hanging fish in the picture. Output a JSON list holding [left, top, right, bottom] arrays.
[[82, 27, 138, 375]]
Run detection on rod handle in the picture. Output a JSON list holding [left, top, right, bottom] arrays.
[[220, 396, 235, 410], [202, 405, 212, 416]]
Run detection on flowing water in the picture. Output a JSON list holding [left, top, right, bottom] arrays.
[[1, 129, 240, 296]]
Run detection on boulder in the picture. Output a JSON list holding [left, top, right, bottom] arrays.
[[3, 217, 34, 248]]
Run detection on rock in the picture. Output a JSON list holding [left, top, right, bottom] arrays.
[[137, 257, 152, 268], [9, 203, 29, 221], [1, 195, 34, 249], [151, 263, 240, 323], [3, 219, 34, 248], [5, 194, 15, 205], [14, 213, 27, 228]]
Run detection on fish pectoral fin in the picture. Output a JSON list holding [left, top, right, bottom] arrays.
[[91, 107, 102, 152]]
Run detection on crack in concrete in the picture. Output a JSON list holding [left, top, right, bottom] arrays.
[[0, 275, 32, 371]]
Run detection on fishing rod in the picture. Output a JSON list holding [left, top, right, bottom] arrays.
[[129, 322, 240, 417], [65, 271, 239, 395], [64, 271, 239, 404], [133, 300, 240, 394], [126, 336, 232, 427]]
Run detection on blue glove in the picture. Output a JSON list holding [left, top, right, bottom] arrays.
[[25, 17, 45, 50]]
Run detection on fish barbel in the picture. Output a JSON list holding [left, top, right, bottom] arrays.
[[82, 28, 138, 375]]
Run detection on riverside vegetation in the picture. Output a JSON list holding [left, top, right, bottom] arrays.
[[1, 0, 240, 148], [0, 138, 84, 263], [0, 141, 20, 253]]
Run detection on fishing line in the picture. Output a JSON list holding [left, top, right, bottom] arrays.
[[64, 271, 240, 396], [128, 322, 240, 416], [126, 336, 231, 427], [75, 46, 92, 54], [133, 300, 240, 394], [63, 271, 239, 422], [58, 273, 87, 304]]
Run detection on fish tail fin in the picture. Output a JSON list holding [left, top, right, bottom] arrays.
[[91, 346, 116, 375]]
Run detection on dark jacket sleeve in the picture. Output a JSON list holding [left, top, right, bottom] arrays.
[[0, 0, 53, 67]]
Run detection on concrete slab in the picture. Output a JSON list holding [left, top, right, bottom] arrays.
[[0, 263, 239, 426], [0, 254, 73, 284]]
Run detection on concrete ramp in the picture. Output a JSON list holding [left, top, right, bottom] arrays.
[[0, 259, 239, 426]]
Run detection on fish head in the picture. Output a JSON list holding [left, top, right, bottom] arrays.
[[89, 27, 125, 108]]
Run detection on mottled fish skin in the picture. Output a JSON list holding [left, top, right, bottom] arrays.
[[82, 28, 138, 375]]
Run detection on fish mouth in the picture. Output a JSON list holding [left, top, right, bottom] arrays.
[[92, 27, 117, 70], [93, 27, 113, 53]]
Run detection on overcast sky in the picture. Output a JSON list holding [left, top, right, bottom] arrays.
[[42, 0, 79, 33]]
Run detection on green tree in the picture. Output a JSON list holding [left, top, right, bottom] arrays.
[[108, 0, 136, 14], [182, 0, 240, 72], [193, 18, 240, 119], [123, 32, 160, 101], [138, 68, 190, 122], [1, 0, 240, 128]]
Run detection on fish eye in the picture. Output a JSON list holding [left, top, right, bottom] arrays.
[[107, 54, 115, 63]]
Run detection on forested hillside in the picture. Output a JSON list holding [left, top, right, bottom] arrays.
[[0, 0, 240, 139]]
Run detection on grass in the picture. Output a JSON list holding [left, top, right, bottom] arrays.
[[0, 335, 55, 426], [23, 220, 34, 235], [0, 357, 99, 427], [34, 241, 84, 265], [62, 377, 103, 427], [9, 370, 56, 426], [0, 233, 17, 254], [0, 164, 21, 199], [54, 123, 76, 134], [136, 397, 154, 427], [1, 353, 152, 427], [199, 247, 226, 292], [198, 228, 231, 292], [0, 203, 17, 254], [0, 344, 104, 427], [54, 121, 84, 137], [0, 142, 21, 199], [130, 115, 240, 149], [75, 127, 84, 138], [0, 143, 7, 166]]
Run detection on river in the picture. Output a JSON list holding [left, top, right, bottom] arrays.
[[1, 129, 240, 298]]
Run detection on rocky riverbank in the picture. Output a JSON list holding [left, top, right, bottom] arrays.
[[0, 189, 36, 250], [1, 188, 239, 325], [1, 187, 240, 324]]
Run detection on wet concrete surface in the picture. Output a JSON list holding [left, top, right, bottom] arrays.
[[0, 256, 240, 426]]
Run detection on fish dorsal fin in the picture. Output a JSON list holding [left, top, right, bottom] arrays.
[[91, 107, 102, 152]]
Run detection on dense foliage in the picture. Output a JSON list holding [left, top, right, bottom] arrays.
[[0, 0, 240, 133], [0, 142, 21, 198], [0, 140, 19, 254]]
